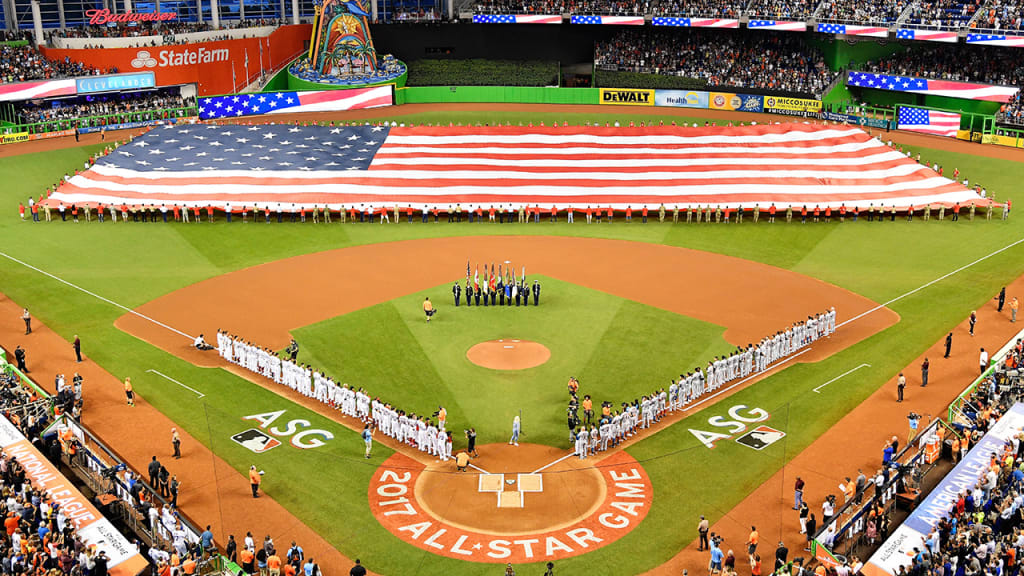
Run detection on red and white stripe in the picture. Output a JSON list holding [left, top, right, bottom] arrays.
[[0, 79, 77, 102], [597, 16, 645, 24], [843, 25, 889, 37], [898, 110, 961, 138], [903, 29, 958, 42], [688, 18, 741, 28], [909, 81, 1019, 103], [52, 124, 986, 211], [264, 86, 393, 114], [513, 14, 561, 23]]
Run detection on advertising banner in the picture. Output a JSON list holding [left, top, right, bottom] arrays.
[[654, 89, 709, 109], [764, 95, 821, 113], [76, 72, 156, 94], [41, 24, 311, 96], [862, 403, 1024, 576], [819, 111, 890, 129], [981, 133, 1024, 148], [0, 415, 149, 576], [709, 92, 763, 112], [599, 88, 655, 106], [0, 132, 29, 145]]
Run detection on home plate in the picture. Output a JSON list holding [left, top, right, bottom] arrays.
[[497, 491, 523, 508]]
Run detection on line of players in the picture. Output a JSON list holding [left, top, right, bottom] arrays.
[[215, 330, 453, 461], [568, 307, 837, 459]]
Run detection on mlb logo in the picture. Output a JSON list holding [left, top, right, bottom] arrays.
[[735, 426, 785, 450], [232, 429, 281, 453]]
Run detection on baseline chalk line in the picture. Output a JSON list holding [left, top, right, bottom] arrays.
[[146, 369, 206, 398], [812, 363, 871, 394]]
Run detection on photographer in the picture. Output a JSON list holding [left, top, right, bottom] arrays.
[[908, 411, 921, 442]]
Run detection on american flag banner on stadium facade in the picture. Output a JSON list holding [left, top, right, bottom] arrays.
[[651, 17, 740, 27], [198, 87, 393, 120], [846, 71, 1019, 102], [50, 123, 984, 211], [897, 107, 961, 138], [471, 14, 561, 23], [570, 15, 645, 24], [816, 23, 889, 37], [746, 19, 806, 31], [0, 78, 77, 102], [966, 33, 1024, 47], [895, 29, 958, 42]]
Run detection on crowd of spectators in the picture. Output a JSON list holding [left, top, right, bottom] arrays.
[[18, 92, 194, 126], [392, 7, 444, 20], [862, 44, 1024, 87], [49, 18, 281, 47], [595, 29, 835, 95], [1001, 92, 1024, 126], [974, 0, 1024, 32], [816, 0, 911, 24], [0, 45, 115, 84], [652, 0, 745, 18], [745, 0, 817, 20], [904, 0, 985, 30]]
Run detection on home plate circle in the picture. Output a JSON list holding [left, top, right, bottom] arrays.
[[466, 340, 551, 370]]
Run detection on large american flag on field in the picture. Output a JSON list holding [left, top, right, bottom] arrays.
[[50, 122, 985, 210]]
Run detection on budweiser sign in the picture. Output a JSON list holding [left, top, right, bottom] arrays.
[[85, 9, 178, 25]]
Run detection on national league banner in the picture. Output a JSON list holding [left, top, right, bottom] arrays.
[[861, 403, 1024, 576], [0, 416, 149, 576]]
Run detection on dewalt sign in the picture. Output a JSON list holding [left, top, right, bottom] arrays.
[[599, 88, 655, 106]]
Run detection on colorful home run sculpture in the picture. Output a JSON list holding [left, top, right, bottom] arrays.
[[309, 0, 378, 76]]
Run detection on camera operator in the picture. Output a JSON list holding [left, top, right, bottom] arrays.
[[908, 411, 921, 442]]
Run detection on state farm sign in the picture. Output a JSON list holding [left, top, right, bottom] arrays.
[[130, 47, 229, 69], [85, 9, 178, 25]]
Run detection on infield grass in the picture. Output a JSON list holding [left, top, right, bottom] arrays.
[[1, 114, 1023, 574]]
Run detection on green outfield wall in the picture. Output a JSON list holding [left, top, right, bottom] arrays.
[[396, 86, 599, 105]]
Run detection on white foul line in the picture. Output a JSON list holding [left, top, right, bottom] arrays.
[[812, 363, 871, 394], [837, 236, 1024, 330], [146, 369, 206, 398], [532, 452, 575, 474], [468, 462, 491, 474], [0, 250, 195, 342]]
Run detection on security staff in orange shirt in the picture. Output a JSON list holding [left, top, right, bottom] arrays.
[[249, 465, 262, 498]]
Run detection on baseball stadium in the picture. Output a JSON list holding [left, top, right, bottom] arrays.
[[2, 1, 1024, 576]]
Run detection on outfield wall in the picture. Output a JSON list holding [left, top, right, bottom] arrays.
[[397, 86, 599, 105]]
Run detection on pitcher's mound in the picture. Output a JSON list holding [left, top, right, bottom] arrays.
[[467, 339, 550, 370]]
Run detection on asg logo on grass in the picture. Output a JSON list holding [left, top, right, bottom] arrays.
[[233, 410, 334, 450], [689, 404, 779, 449]]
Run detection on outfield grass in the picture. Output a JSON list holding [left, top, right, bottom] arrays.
[[1, 112, 1023, 574]]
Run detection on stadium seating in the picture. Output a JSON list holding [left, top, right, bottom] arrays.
[[744, 0, 817, 20], [595, 29, 835, 95], [816, 0, 911, 25], [17, 93, 194, 126], [973, 0, 1024, 32], [472, 0, 646, 14], [652, 0, 745, 18], [0, 44, 113, 84], [903, 0, 984, 30]]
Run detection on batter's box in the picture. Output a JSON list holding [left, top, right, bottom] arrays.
[[497, 491, 523, 508], [478, 473, 504, 492], [517, 473, 543, 492]]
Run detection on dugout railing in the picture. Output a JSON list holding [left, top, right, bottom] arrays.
[[809, 417, 954, 567], [0, 348, 217, 570], [0, 105, 200, 136], [947, 326, 1024, 426]]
